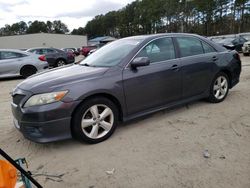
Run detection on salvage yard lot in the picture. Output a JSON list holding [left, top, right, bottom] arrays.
[[0, 55, 250, 188]]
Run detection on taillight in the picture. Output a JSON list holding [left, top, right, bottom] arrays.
[[39, 55, 46, 61]]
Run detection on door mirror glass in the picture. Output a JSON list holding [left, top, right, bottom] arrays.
[[131, 57, 150, 68]]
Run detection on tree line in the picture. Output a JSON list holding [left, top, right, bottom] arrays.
[[1, 0, 250, 38], [78, 0, 250, 38], [0, 20, 69, 36]]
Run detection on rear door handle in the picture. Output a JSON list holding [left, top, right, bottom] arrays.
[[212, 56, 218, 61], [171, 64, 179, 71]]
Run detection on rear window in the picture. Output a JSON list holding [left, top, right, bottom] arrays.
[[202, 42, 216, 53]]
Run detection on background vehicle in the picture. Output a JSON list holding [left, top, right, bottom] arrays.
[[242, 41, 250, 56], [239, 33, 250, 56], [87, 49, 97, 56], [61, 48, 80, 56], [0, 49, 48, 78], [26, 47, 75, 67], [12, 33, 241, 144], [211, 36, 247, 52], [81, 46, 97, 57], [238, 33, 250, 41]]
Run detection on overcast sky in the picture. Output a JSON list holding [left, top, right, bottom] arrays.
[[0, 0, 134, 31]]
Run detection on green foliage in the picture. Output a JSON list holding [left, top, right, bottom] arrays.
[[71, 27, 86, 35], [84, 0, 250, 38], [0, 20, 69, 36], [0, 0, 249, 37]]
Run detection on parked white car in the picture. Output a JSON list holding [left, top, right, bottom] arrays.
[[0, 49, 49, 78], [242, 41, 250, 56]]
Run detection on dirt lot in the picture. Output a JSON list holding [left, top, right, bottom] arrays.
[[0, 55, 250, 188]]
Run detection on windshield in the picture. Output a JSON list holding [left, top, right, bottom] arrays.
[[80, 38, 142, 67]]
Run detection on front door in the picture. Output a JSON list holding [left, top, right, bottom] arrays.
[[122, 37, 182, 116]]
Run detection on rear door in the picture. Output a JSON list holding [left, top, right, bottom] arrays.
[[175, 37, 217, 98], [43, 48, 58, 65], [123, 37, 182, 115]]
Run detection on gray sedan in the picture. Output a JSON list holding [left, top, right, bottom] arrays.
[[11, 33, 241, 144], [0, 49, 49, 78]]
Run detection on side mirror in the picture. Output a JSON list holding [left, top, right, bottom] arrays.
[[130, 57, 150, 69]]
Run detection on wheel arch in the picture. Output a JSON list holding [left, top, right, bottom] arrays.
[[20, 64, 37, 75], [219, 69, 232, 88], [70, 92, 124, 139], [71, 92, 124, 122]]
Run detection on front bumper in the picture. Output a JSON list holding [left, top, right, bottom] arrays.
[[11, 88, 80, 143]]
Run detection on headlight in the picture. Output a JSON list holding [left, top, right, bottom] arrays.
[[24, 91, 68, 107]]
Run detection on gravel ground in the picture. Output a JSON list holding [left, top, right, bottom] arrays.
[[0, 55, 250, 188]]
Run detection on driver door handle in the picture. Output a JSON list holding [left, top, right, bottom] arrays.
[[171, 64, 179, 72]]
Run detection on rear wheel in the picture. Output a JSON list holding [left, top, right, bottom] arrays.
[[56, 59, 66, 67], [72, 97, 118, 144], [243, 53, 249, 56], [20, 66, 37, 78], [208, 72, 229, 103]]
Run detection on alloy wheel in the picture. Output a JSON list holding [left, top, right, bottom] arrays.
[[81, 104, 114, 139], [213, 76, 228, 100], [57, 60, 66, 66]]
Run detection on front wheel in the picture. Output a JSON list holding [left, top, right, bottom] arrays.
[[72, 97, 118, 144], [207, 72, 229, 103]]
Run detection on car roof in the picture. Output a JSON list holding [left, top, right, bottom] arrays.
[[0, 49, 34, 56], [124, 33, 203, 41], [26, 47, 57, 50], [123, 33, 226, 52], [0, 49, 28, 53]]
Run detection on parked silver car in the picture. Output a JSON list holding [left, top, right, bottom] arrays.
[[0, 49, 49, 78]]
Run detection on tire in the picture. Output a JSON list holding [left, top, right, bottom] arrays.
[[207, 72, 229, 103], [20, 66, 37, 78], [56, 59, 66, 67], [72, 97, 119, 144], [243, 53, 249, 56]]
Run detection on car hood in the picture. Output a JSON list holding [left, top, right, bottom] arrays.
[[17, 64, 108, 93]]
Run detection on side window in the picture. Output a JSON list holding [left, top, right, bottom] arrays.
[[176, 37, 204, 57], [202, 42, 216, 53], [136, 37, 175, 63], [44, 49, 55, 54], [34, 49, 43, 55], [29, 49, 36, 53], [0, 52, 24, 60]]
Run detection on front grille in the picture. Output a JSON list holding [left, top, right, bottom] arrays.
[[13, 94, 26, 105]]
